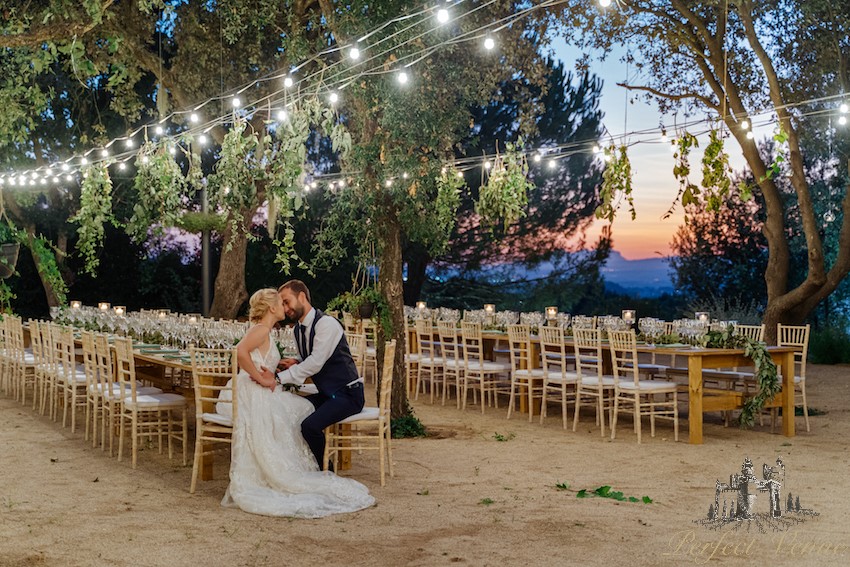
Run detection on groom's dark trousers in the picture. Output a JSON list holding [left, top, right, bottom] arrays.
[[302, 384, 365, 469]]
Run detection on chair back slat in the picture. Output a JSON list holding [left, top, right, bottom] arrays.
[[437, 321, 461, 362], [735, 324, 765, 342], [777, 324, 810, 378], [572, 328, 603, 382], [539, 325, 569, 377], [608, 330, 640, 386], [506, 324, 533, 371], [189, 347, 238, 419], [113, 337, 138, 402]]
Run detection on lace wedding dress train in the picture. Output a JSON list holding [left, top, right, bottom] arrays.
[[219, 336, 375, 518]]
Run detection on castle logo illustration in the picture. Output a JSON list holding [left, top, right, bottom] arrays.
[[695, 457, 819, 533]]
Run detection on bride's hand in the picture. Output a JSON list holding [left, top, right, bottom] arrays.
[[278, 357, 298, 370], [257, 366, 277, 392]]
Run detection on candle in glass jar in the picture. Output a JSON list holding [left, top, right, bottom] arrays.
[[546, 306, 558, 321], [188, 315, 198, 324], [695, 311, 709, 322], [416, 301, 426, 311], [98, 302, 110, 311], [70, 300, 82, 310], [622, 309, 636, 324], [158, 310, 167, 319], [113, 306, 126, 316], [484, 304, 495, 314]]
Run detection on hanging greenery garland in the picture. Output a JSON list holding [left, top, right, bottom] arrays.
[[127, 141, 188, 241], [71, 163, 116, 276], [700, 128, 732, 212], [597, 144, 635, 221], [477, 140, 533, 230]]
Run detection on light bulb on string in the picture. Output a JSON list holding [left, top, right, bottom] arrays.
[[533, 154, 542, 163], [437, 8, 449, 23], [670, 141, 677, 152], [592, 144, 600, 154], [118, 163, 126, 171], [190, 113, 199, 123], [484, 37, 495, 50], [125, 139, 134, 148], [746, 131, 755, 139], [52, 177, 59, 184], [80, 157, 88, 165], [303, 184, 311, 192], [198, 134, 208, 145], [328, 92, 339, 104], [40, 177, 48, 185], [45, 168, 53, 176], [402, 172, 409, 179], [101, 149, 109, 158], [841, 103, 849, 114], [839, 116, 847, 126], [599, 0, 612, 7], [338, 179, 346, 188], [456, 170, 464, 178], [349, 46, 360, 60], [741, 120, 750, 130], [65, 174, 73, 182], [232, 97, 241, 108], [548, 159, 557, 170], [141, 155, 150, 164], [169, 145, 177, 155], [61, 163, 69, 171], [660, 130, 668, 143], [397, 71, 408, 85], [483, 160, 492, 170], [385, 179, 393, 187], [283, 76, 294, 88], [311, 181, 318, 189], [276, 109, 288, 122], [155, 125, 164, 136]]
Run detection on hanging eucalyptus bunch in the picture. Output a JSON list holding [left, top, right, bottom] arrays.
[[127, 140, 188, 241], [71, 163, 116, 276], [597, 144, 635, 221], [700, 128, 732, 211], [477, 140, 533, 230]]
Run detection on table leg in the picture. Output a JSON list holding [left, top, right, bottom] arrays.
[[780, 351, 795, 438], [688, 355, 704, 444]]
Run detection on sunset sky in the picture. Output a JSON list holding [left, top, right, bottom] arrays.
[[552, 41, 754, 261]]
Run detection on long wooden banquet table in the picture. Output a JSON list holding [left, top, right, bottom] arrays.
[[408, 325, 798, 444]]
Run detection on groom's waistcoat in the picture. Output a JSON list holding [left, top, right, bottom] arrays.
[[301, 309, 360, 396]]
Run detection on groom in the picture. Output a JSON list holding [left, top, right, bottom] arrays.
[[272, 279, 365, 470]]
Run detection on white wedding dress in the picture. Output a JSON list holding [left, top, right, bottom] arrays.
[[219, 336, 375, 518]]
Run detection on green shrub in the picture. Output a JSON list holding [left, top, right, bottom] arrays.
[[391, 413, 427, 438], [809, 327, 850, 364]]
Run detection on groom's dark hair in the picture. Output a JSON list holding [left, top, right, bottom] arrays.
[[279, 279, 311, 303]]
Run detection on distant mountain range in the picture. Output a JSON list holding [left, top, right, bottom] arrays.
[[601, 251, 675, 297], [430, 250, 675, 297]]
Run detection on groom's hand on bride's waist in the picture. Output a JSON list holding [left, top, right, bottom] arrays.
[[278, 358, 298, 370]]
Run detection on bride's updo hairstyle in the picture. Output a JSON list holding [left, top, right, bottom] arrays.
[[248, 288, 278, 323]]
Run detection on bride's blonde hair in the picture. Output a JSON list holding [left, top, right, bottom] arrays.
[[248, 288, 279, 323]]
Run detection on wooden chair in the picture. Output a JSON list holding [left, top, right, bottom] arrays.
[[403, 327, 420, 397], [347, 333, 367, 379], [460, 321, 510, 413], [81, 331, 103, 446], [609, 330, 679, 443], [505, 324, 545, 422], [324, 340, 396, 486], [436, 320, 464, 406], [538, 325, 578, 429], [56, 326, 88, 432], [189, 347, 238, 493], [7, 316, 37, 406], [776, 324, 811, 432], [114, 337, 187, 469], [572, 328, 617, 436], [27, 319, 49, 411], [414, 319, 444, 403], [362, 319, 379, 383]]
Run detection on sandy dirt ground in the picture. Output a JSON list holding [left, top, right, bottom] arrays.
[[2, 364, 849, 567]]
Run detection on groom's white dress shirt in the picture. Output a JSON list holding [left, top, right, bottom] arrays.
[[277, 308, 343, 386]]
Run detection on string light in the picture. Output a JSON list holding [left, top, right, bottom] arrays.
[[190, 113, 199, 123], [80, 157, 88, 165], [198, 134, 208, 145], [840, 116, 848, 126], [328, 92, 339, 104], [437, 8, 450, 23], [660, 130, 668, 143], [141, 155, 150, 164], [841, 103, 849, 114], [61, 163, 69, 171], [232, 97, 241, 108], [52, 177, 59, 183], [349, 46, 361, 60], [385, 179, 393, 187], [483, 160, 492, 169], [397, 71, 409, 85], [746, 131, 755, 139], [155, 125, 164, 135], [100, 149, 109, 157], [169, 145, 177, 155], [125, 139, 134, 148], [741, 120, 750, 130], [276, 109, 288, 121], [65, 174, 73, 182], [547, 159, 557, 169], [533, 154, 542, 163], [599, 0, 612, 7], [484, 37, 495, 50], [592, 145, 601, 154], [283, 76, 294, 88], [118, 163, 127, 171], [303, 184, 311, 192]]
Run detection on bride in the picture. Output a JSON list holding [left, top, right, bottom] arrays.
[[218, 288, 375, 518]]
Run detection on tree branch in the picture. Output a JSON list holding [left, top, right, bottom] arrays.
[[0, 1, 115, 48], [616, 82, 720, 112]]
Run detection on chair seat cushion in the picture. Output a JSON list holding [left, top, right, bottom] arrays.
[[103, 385, 162, 399], [619, 380, 677, 391], [794, 375, 804, 384], [123, 393, 186, 409], [444, 359, 464, 369], [340, 406, 380, 423], [466, 360, 510, 372], [405, 353, 423, 362], [579, 375, 616, 387], [201, 412, 233, 427], [544, 371, 579, 384], [513, 368, 545, 378]]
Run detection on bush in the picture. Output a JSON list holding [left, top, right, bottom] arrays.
[[391, 413, 427, 438], [809, 327, 850, 364]]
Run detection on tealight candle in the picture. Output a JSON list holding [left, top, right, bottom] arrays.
[[98, 302, 110, 311], [546, 306, 558, 321], [70, 300, 82, 310], [416, 301, 426, 311], [695, 311, 709, 322], [113, 306, 126, 316], [158, 310, 168, 319], [188, 315, 198, 324], [622, 309, 636, 323], [484, 304, 495, 314]]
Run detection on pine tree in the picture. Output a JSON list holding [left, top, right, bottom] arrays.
[[795, 496, 801, 512], [708, 503, 716, 520], [787, 493, 794, 512]]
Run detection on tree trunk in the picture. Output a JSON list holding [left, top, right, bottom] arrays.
[[24, 228, 62, 308], [402, 243, 430, 305], [209, 207, 256, 319], [377, 205, 410, 420]]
